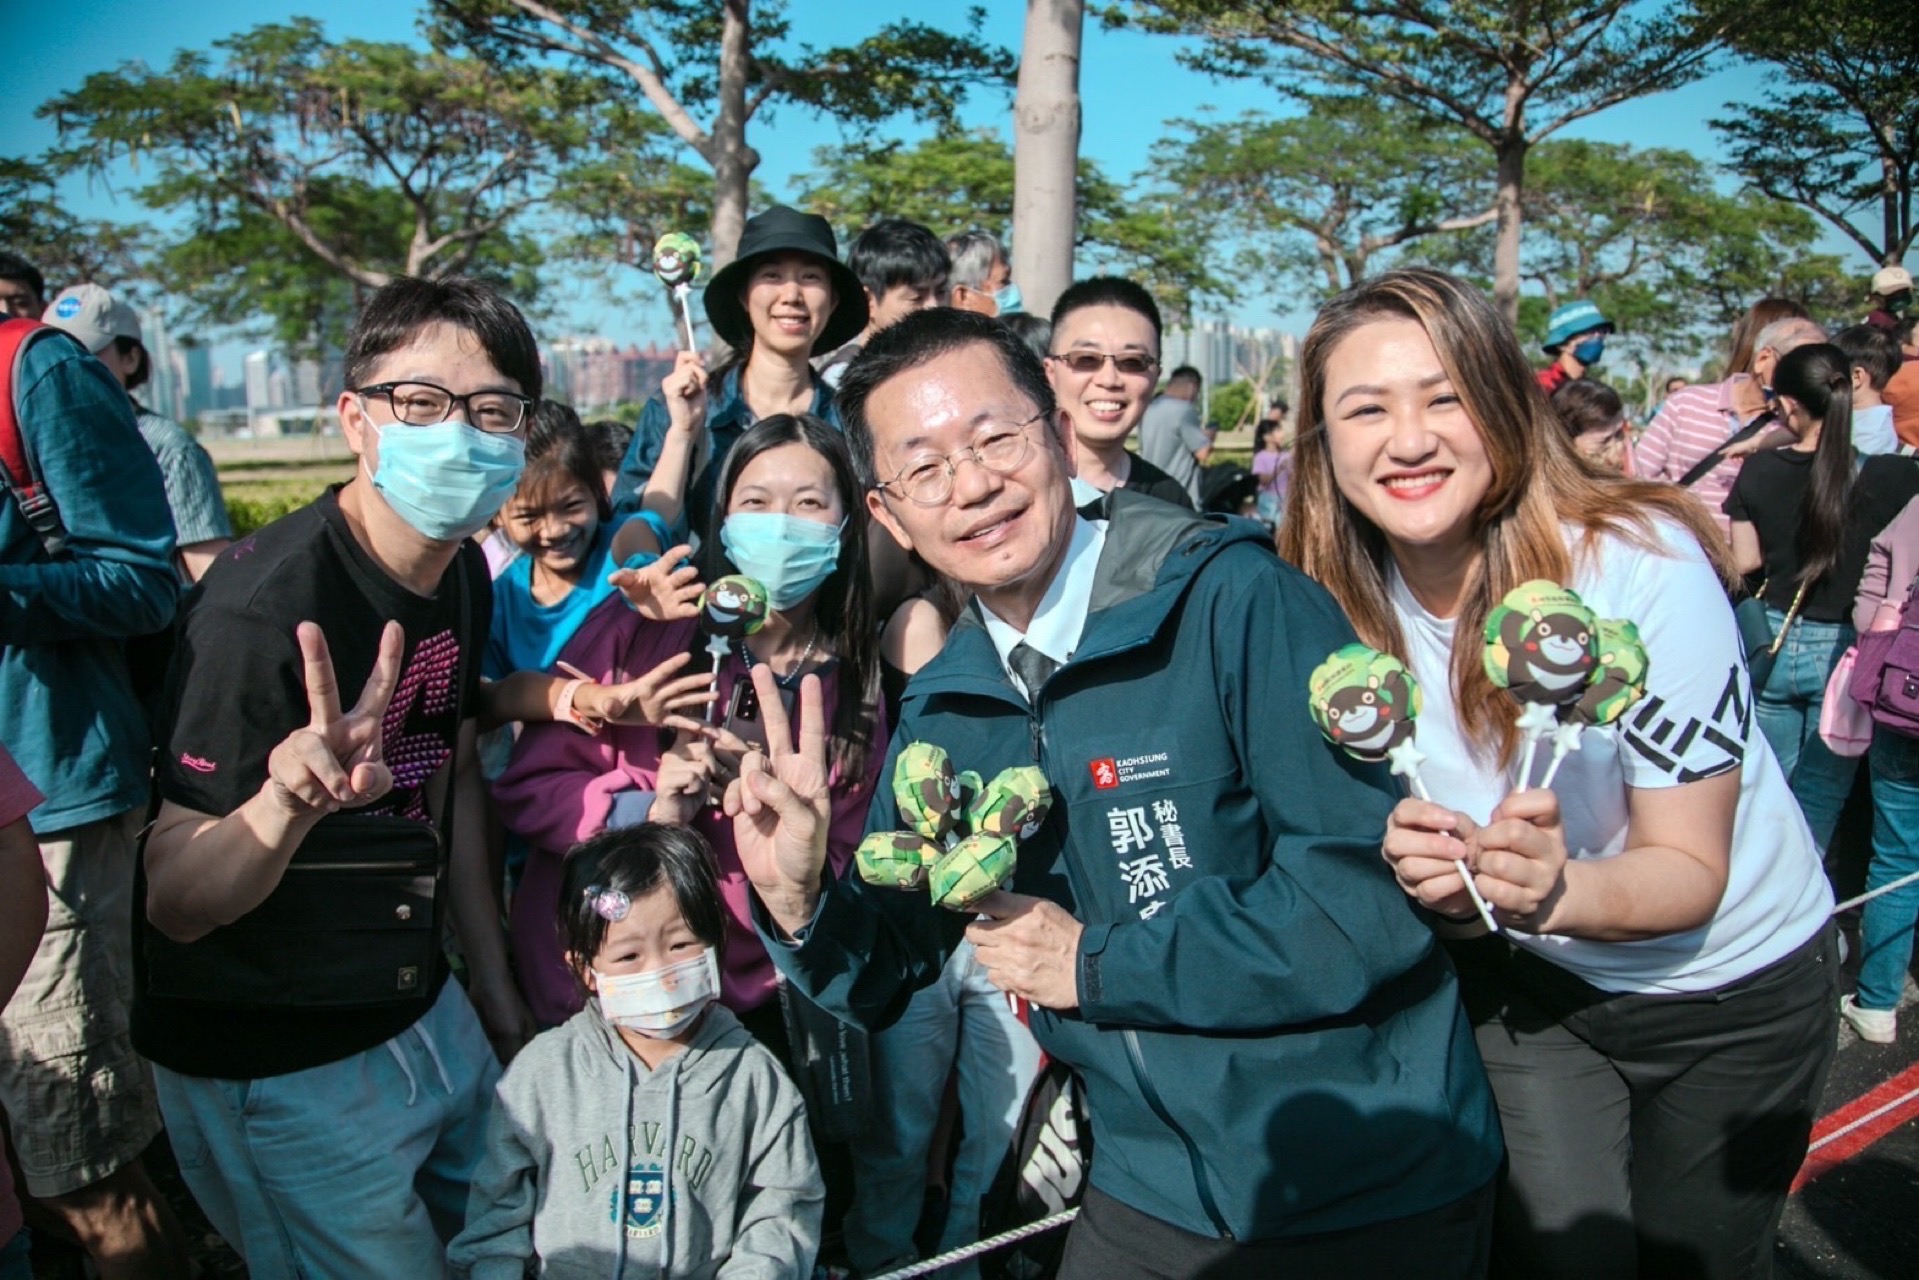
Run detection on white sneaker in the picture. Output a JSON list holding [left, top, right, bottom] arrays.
[[1841, 994, 1897, 1045]]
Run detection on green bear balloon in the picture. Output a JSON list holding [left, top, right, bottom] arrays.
[[930, 833, 1018, 912], [968, 766, 1053, 841], [1570, 617, 1650, 729], [854, 830, 938, 890], [894, 742, 963, 843]]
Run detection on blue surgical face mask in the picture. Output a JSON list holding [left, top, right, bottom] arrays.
[[993, 282, 1024, 317], [720, 512, 843, 610], [1572, 337, 1606, 366], [364, 418, 526, 542]]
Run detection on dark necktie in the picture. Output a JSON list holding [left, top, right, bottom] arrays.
[[1008, 641, 1059, 701]]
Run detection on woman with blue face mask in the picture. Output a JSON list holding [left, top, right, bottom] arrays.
[[491, 413, 885, 1039]]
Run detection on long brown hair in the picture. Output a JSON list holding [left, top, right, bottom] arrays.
[[1726, 297, 1809, 377], [1280, 268, 1733, 763]]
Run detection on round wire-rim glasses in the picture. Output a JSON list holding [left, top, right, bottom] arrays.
[[876, 412, 1050, 507]]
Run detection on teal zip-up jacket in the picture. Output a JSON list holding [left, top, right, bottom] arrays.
[[757, 491, 1501, 1242], [0, 331, 178, 833]]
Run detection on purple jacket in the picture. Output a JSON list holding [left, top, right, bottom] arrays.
[[491, 597, 884, 1019]]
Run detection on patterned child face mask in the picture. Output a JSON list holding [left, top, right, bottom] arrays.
[[593, 947, 722, 1039]]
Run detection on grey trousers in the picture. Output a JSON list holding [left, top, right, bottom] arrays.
[[1450, 924, 1839, 1280]]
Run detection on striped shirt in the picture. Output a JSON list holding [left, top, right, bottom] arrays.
[[1632, 375, 1769, 540]]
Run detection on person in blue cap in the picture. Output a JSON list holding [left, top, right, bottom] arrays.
[[1537, 299, 1615, 395]]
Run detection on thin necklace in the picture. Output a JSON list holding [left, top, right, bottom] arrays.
[[738, 621, 820, 690]]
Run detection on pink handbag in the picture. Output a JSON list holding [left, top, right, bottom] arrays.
[[1821, 644, 1872, 757]]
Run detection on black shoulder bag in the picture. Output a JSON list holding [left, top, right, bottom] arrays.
[[1678, 411, 1776, 489], [143, 566, 474, 1010]]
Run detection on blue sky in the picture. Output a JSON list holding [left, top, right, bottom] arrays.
[[6, 0, 1814, 376]]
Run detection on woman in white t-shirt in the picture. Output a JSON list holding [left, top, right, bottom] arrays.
[[1281, 269, 1837, 1280]]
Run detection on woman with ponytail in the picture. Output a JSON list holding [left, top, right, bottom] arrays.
[[1725, 343, 1863, 861]]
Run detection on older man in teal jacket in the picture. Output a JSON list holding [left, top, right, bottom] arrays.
[[730, 309, 1501, 1278]]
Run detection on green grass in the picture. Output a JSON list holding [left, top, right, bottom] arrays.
[[220, 475, 342, 538]]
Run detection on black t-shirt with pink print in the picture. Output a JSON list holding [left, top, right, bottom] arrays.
[[133, 486, 488, 1079]]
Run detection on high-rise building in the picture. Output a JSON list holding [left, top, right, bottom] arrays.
[[136, 307, 183, 421], [291, 356, 327, 407], [181, 345, 214, 421], [540, 339, 676, 411], [243, 351, 271, 417], [1163, 321, 1298, 420]]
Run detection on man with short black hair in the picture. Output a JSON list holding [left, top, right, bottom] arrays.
[[1046, 276, 1193, 511], [0, 253, 44, 318], [733, 307, 1503, 1278], [1138, 364, 1212, 506], [1834, 323, 1905, 455], [135, 275, 537, 1274], [814, 218, 950, 388]]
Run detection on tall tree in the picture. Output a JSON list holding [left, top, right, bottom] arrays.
[[434, 0, 1015, 269], [1116, 1, 1727, 323], [41, 19, 603, 337], [1416, 139, 1861, 376], [1702, 0, 1919, 267], [1149, 99, 1494, 298], [1013, 0, 1086, 316], [795, 129, 1225, 319], [0, 158, 146, 294], [39, 21, 619, 349]]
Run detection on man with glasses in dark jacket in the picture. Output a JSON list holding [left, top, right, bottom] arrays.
[[727, 308, 1503, 1279]]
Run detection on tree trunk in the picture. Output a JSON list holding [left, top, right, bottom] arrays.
[[1493, 134, 1527, 326], [709, 0, 758, 270], [1882, 141, 1900, 265], [1011, 0, 1083, 318]]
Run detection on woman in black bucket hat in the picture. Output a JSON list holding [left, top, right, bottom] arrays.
[[609, 206, 869, 539]]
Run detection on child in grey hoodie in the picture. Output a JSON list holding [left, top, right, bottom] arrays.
[[450, 825, 823, 1279]]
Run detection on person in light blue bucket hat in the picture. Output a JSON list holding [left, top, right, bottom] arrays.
[[1537, 298, 1615, 395]]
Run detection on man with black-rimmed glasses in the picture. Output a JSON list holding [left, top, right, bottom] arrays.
[[133, 276, 539, 1276]]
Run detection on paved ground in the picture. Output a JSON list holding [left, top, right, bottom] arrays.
[[1776, 947, 1919, 1279]]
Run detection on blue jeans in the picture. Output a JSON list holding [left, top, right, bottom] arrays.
[[1859, 728, 1919, 1010], [845, 941, 1043, 1279], [1755, 610, 1859, 862], [152, 980, 499, 1279]]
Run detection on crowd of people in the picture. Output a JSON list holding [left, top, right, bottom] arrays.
[[1, 207, 1917, 1280]]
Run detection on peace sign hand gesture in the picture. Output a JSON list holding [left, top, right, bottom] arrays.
[[722, 664, 832, 937], [264, 621, 404, 820]]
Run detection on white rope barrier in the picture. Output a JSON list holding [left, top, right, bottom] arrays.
[[864, 863, 1919, 1280], [865, 1208, 1081, 1280], [1832, 866, 1919, 915]]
